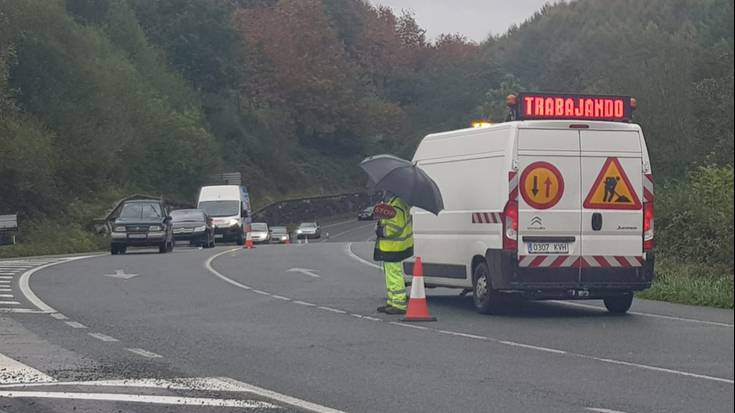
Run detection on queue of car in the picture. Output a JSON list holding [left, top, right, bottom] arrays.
[[109, 191, 338, 253]]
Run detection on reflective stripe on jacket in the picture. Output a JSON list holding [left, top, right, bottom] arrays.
[[374, 196, 414, 262]]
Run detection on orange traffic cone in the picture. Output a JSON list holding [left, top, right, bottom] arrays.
[[402, 257, 436, 322], [244, 232, 254, 249]]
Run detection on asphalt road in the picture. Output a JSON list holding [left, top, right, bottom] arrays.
[[1, 218, 733, 412]]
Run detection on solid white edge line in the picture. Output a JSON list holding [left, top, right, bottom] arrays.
[[18, 256, 101, 313], [586, 408, 630, 413], [344, 242, 381, 269], [217, 377, 348, 413], [0, 391, 279, 408], [553, 300, 734, 328]]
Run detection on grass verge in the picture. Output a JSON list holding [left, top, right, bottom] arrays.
[[637, 258, 733, 309]]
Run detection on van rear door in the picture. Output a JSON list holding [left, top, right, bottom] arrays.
[[579, 129, 644, 279], [516, 128, 581, 282]]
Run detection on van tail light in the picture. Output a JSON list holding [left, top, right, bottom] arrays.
[[502, 200, 519, 251], [643, 202, 654, 251]]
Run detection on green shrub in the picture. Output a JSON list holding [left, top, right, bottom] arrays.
[[656, 164, 734, 271]]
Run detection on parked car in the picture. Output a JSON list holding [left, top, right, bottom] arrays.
[[296, 222, 321, 239], [249, 222, 270, 243], [269, 226, 290, 244], [110, 199, 174, 254], [170, 209, 215, 248], [357, 206, 375, 220]]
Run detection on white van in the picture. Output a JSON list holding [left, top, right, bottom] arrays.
[[197, 185, 252, 244], [406, 93, 654, 314]]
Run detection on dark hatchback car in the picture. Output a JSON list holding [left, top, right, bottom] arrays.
[[171, 209, 215, 248], [110, 199, 174, 254]]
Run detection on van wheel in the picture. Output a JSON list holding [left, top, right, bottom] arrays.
[[603, 293, 634, 314], [472, 261, 500, 314], [159, 242, 168, 254]]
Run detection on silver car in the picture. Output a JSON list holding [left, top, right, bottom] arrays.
[[269, 226, 290, 244], [296, 222, 320, 239], [249, 222, 270, 243]]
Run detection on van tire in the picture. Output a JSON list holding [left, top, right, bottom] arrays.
[[472, 261, 501, 314], [603, 293, 634, 314]]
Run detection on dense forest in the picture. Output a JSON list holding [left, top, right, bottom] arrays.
[[1, 0, 733, 290]]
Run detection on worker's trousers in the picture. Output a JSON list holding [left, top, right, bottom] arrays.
[[383, 262, 407, 310]]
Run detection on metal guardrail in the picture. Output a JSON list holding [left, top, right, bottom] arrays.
[[0, 213, 18, 245], [253, 191, 380, 226]]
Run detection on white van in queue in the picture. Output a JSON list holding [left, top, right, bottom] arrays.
[[405, 93, 654, 314], [197, 185, 253, 244]]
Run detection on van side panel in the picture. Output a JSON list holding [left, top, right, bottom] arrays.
[[411, 127, 511, 287]]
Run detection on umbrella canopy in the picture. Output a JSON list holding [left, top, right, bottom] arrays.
[[360, 154, 444, 215]]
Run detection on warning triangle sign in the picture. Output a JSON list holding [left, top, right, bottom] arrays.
[[584, 157, 642, 210]]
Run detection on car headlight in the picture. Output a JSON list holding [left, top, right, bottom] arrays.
[[149, 225, 163, 231], [296, 229, 302, 234], [194, 225, 206, 232], [113, 226, 126, 232]]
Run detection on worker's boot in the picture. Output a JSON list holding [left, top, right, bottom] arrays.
[[383, 306, 406, 315]]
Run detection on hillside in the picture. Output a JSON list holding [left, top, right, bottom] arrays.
[[1, 0, 733, 298]]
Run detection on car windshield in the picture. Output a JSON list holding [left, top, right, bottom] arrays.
[[251, 223, 268, 231], [198, 200, 239, 217], [171, 210, 205, 222], [270, 227, 287, 234], [119, 202, 162, 219]]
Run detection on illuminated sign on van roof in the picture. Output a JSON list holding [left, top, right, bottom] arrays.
[[512, 93, 633, 122]]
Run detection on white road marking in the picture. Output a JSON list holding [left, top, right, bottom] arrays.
[[0, 391, 279, 408], [344, 243, 381, 269], [293, 300, 316, 307], [0, 289, 11, 292], [317, 306, 347, 314], [88, 332, 119, 342], [126, 348, 163, 359], [0, 301, 21, 305], [0, 352, 55, 384], [0, 308, 44, 313], [104, 269, 139, 279], [219, 377, 348, 413], [49, 312, 68, 320], [64, 321, 87, 329], [19, 256, 99, 313], [0, 273, 17, 276], [271, 295, 291, 301], [0, 280, 10, 284], [586, 408, 630, 413], [287, 268, 321, 278], [0, 275, 14, 279], [253, 289, 270, 295], [0, 294, 13, 298], [389, 321, 428, 330], [363, 316, 382, 321], [438, 330, 488, 340], [553, 300, 734, 328], [498, 340, 568, 355]]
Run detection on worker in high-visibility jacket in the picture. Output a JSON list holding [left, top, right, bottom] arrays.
[[373, 192, 413, 314]]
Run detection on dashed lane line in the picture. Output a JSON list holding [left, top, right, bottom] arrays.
[[64, 321, 87, 329], [126, 348, 163, 359], [552, 300, 734, 328], [586, 408, 629, 413], [88, 333, 120, 342], [50, 312, 68, 320], [208, 244, 735, 386]]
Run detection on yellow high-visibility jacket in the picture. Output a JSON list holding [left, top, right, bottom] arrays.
[[373, 196, 414, 262]]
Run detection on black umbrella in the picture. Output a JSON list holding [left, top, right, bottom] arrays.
[[360, 154, 444, 215]]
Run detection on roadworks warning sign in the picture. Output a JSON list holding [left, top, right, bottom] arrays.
[[583, 157, 642, 210]]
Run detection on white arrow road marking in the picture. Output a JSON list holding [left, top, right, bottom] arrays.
[[104, 269, 139, 279], [287, 268, 321, 278]]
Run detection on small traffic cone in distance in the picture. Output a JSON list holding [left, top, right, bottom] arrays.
[[402, 257, 437, 322], [244, 232, 254, 249]]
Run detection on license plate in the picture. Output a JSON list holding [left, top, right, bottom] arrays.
[[128, 234, 146, 239], [527, 242, 569, 254], [215, 234, 224, 239]]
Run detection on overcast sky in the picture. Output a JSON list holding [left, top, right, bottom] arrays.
[[370, 0, 553, 42]]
